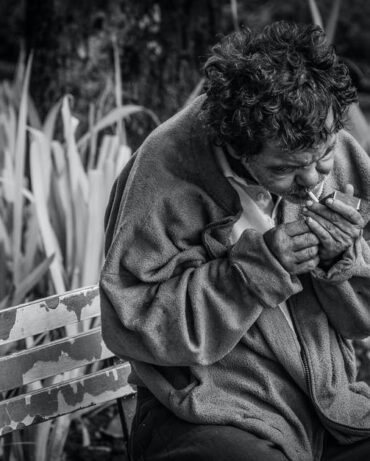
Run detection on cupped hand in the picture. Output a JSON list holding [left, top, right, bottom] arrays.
[[302, 184, 364, 268], [264, 220, 320, 275]]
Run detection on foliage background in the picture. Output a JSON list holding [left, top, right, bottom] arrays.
[[1, 0, 370, 145]]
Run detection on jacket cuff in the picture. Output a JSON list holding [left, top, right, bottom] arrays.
[[229, 229, 302, 308], [310, 237, 363, 284]]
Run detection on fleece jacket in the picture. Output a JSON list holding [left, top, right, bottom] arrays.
[[100, 96, 370, 461]]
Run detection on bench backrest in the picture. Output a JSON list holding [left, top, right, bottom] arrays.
[[0, 285, 135, 437]]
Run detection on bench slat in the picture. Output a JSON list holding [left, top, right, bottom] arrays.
[[0, 328, 115, 392], [0, 362, 134, 436], [0, 286, 100, 345]]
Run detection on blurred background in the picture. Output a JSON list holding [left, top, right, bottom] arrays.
[[0, 1, 369, 460], [1, 0, 370, 144]]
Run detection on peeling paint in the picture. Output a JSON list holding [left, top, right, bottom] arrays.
[[70, 382, 79, 394], [111, 368, 119, 381], [0, 286, 134, 437], [0, 308, 17, 341], [40, 295, 60, 311], [0, 363, 134, 436], [64, 288, 99, 322], [1, 329, 108, 392], [0, 286, 100, 346]]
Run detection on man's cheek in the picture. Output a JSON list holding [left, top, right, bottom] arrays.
[[268, 177, 294, 194]]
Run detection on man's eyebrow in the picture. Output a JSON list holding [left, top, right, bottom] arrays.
[[273, 139, 337, 169]]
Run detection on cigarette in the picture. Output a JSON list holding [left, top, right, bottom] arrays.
[[307, 190, 319, 203]]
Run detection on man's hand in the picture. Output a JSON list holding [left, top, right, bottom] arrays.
[[264, 220, 320, 275], [302, 184, 364, 268]]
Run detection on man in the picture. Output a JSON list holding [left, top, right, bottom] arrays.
[[100, 21, 370, 460]]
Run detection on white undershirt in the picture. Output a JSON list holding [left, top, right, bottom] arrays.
[[215, 146, 297, 333]]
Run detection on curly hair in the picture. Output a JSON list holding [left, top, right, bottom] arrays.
[[200, 21, 357, 157]]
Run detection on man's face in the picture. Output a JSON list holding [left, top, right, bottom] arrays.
[[243, 134, 337, 204]]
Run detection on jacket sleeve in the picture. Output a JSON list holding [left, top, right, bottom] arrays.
[[100, 196, 303, 367], [311, 233, 370, 339]]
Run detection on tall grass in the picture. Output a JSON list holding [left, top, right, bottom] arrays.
[[0, 46, 159, 460]]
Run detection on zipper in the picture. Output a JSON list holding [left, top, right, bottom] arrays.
[[289, 297, 370, 434]]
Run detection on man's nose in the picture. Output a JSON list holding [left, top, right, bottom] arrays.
[[295, 165, 319, 188]]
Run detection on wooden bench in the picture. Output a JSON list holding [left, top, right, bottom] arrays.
[[0, 285, 136, 454]]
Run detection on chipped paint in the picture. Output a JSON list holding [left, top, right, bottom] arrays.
[[0, 363, 134, 436], [64, 287, 99, 322], [111, 368, 119, 380], [40, 295, 60, 311], [0, 328, 111, 392], [0, 308, 17, 342], [0, 286, 100, 346], [70, 382, 79, 394], [0, 286, 135, 437]]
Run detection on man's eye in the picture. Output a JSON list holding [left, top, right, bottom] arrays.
[[321, 149, 333, 160], [274, 167, 295, 174]]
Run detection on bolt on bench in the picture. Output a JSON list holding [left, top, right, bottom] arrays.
[[0, 285, 136, 451]]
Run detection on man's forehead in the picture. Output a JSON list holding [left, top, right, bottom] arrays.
[[260, 135, 337, 166]]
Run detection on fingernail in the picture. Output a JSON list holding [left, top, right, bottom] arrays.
[[302, 207, 308, 213], [306, 200, 313, 207], [327, 198, 333, 205]]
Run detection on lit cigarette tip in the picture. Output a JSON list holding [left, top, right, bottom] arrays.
[[307, 190, 319, 202]]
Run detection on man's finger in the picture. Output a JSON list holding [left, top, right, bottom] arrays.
[[303, 201, 362, 234], [284, 220, 310, 237], [294, 245, 319, 263], [325, 198, 363, 226], [304, 207, 361, 239], [305, 217, 332, 244], [294, 256, 320, 275], [292, 232, 319, 250], [306, 199, 363, 227], [344, 183, 354, 196]]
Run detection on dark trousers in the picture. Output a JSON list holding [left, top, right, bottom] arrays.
[[129, 388, 370, 461]]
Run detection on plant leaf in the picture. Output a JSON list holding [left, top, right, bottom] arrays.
[[115, 144, 132, 176], [29, 131, 66, 293], [183, 78, 205, 108], [12, 53, 33, 286], [230, 0, 240, 32], [43, 98, 63, 144], [61, 96, 88, 201], [51, 141, 74, 278], [77, 105, 160, 150], [81, 170, 105, 286], [307, 0, 324, 29], [326, 0, 342, 44], [28, 128, 52, 203], [112, 36, 126, 145], [11, 254, 54, 306], [0, 241, 8, 303], [22, 202, 40, 277], [97, 134, 119, 170], [46, 414, 72, 461]]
